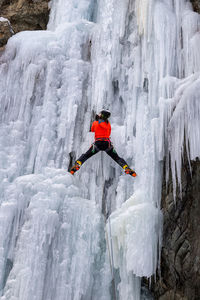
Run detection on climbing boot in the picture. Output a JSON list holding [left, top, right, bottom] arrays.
[[123, 165, 137, 177], [70, 161, 82, 175]]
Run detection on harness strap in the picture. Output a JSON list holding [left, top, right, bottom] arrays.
[[92, 144, 98, 153], [95, 137, 110, 142], [94, 138, 112, 152]]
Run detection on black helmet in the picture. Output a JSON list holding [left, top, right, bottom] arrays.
[[100, 109, 111, 120]]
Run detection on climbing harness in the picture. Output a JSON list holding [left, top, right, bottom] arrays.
[[95, 137, 110, 142], [91, 138, 112, 154], [95, 138, 112, 152]]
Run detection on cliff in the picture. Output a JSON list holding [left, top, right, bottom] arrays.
[[151, 157, 200, 299], [0, 0, 49, 49], [191, 0, 200, 12]]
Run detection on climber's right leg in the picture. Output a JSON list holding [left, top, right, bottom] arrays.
[[70, 144, 99, 174]]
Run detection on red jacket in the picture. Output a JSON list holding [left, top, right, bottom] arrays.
[[91, 120, 111, 139]]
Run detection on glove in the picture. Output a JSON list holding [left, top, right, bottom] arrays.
[[95, 114, 100, 121]]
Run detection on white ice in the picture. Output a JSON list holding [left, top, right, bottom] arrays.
[[0, 169, 110, 300], [0, 0, 200, 299]]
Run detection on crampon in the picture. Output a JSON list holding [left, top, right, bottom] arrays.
[[124, 167, 137, 177], [69, 161, 82, 175]]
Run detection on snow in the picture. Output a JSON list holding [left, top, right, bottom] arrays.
[[0, 0, 200, 299], [0, 18, 9, 23]]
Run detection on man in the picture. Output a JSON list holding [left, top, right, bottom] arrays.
[[70, 110, 137, 177]]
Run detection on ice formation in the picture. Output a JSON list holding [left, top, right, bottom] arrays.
[[0, 0, 199, 299]]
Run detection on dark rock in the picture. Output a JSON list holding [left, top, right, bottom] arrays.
[[0, 0, 50, 48], [190, 0, 200, 13], [141, 285, 154, 300], [0, 18, 13, 47], [152, 158, 200, 299]]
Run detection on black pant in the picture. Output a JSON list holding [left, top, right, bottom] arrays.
[[77, 141, 128, 168]]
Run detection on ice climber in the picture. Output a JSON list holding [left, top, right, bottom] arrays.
[[70, 110, 137, 177]]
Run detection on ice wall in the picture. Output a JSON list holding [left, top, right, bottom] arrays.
[[103, 0, 200, 298], [0, 170, 110, 300], [0, 0, 200, 299], [0, 1, 111, 299]]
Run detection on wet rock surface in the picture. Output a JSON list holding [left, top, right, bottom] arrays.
[[0, 0, 49, 48], [191, 0, 200, 13], [0, 18, 13, 48], [152, 158, 200, 300]]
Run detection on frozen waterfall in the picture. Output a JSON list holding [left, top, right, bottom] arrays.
[[0, 0, 200, 299]]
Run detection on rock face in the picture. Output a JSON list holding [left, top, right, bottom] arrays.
[[0, 17, 13, 48], [152, 159, 200, 300], [191, 0, 200, 13], [0, 0, 49, 48]]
